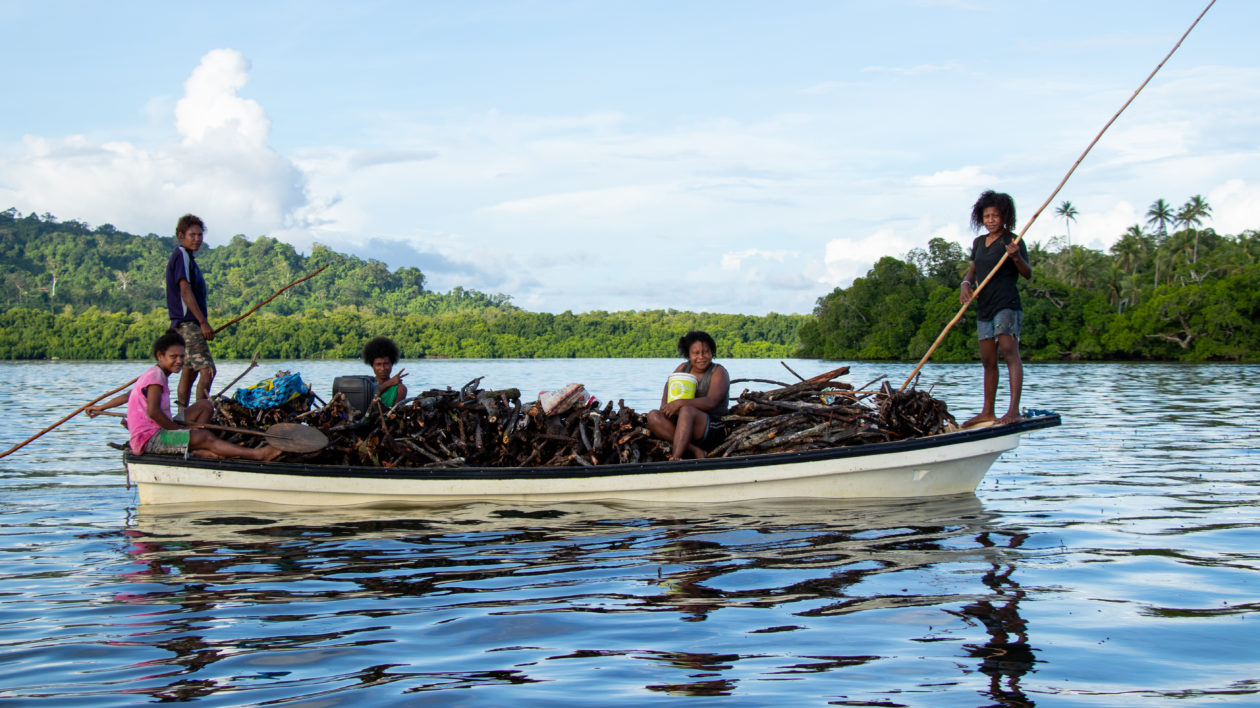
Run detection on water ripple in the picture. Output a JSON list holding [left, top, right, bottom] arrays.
[[1, 360, 1258, 705]]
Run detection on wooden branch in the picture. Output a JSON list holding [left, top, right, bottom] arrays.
[[0, 377, 138, 459], [780, 361, 805, 381], [213, 353, 259, 398]]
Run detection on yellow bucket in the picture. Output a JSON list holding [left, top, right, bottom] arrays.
[[666, 373, 698, 402]]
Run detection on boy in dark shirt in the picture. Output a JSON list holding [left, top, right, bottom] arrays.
[[959, 191, 1032, 427], [166, 214, 216, 416]]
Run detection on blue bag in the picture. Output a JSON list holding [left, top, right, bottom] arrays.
[[233, 373, 311, 409]]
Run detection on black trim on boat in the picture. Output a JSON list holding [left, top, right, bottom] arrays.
[[124, 414, 1061, 481]]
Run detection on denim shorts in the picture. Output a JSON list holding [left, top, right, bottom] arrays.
[[977, 308, 1022, 341]]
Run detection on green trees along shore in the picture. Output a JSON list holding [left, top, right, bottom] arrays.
[[802, 197, 1258, 362], [0, 209, 803, 360], [1, 201, 1256, 362]]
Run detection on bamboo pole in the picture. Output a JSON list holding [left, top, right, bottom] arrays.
[[899, 0, 1216, 392], [0, 265, 330, 459], [0, 378, 138, 459]]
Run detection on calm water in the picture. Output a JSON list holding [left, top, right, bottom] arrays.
[[0, 358, 1256, 706]]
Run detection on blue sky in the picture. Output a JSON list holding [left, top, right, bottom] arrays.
[[1, 1, 1255, 314]]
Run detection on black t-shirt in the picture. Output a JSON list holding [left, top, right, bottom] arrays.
[[970, 231, 1028, 321]]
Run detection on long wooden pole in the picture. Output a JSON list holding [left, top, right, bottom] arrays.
[[213, 265, 327, 334], [899, 0, 1216, 392], [0, 378, 138, 459], [0, 265, 330, 459]]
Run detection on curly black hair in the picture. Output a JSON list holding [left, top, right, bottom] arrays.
[[176, 213, 205, 237], [362, 336, 401, 365], [153, 329, 185, 357], [970, 190, 1017, 233], [677, 331, 717, 358]]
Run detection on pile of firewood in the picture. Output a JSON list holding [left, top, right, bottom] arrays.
[[714, 367, 954, 457], [214, 376, 670, 468], [210, 366, 955, 468]]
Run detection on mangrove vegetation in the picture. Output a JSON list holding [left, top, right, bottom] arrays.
[[2, 199, 1255, 362]]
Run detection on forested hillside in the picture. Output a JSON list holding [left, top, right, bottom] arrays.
[[0, 209, 805, 359], [8, 200, 1252, 363], [801, 197, 1259, 362], [0, 208, 509, 316]]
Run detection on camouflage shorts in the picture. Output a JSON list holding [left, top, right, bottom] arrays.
[[175, 320, 215, 371]]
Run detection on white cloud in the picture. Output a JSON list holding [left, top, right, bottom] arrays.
[[487, 185, 662, 217], [1067, 201, 1142, 251], [721, 248, 791, 271], [821, 226, 920, 287], [0, 49, 307, 242], [176, 49, 270, 148], [2, 24, 1258, 319], [347, 150, 439, 170], [1093, 120, 1194, 167], [1023, 180, 1260, 253], [910, 166, 996, 188], [1207, 179, 1260, 236]]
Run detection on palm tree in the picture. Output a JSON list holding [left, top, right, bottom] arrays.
[[1119, 274, 1142, 312], [1166, 230, 1197, 284], [1146, 199, 1174, 241], [1102, 266, 1125, 311], [1110, 226, 1146, 274], [1181, 195, 1212, 263], [1026, 240, 1048, 265], [1241, 230, 1260, 267], [1056, 200, 1079, 249], [1063, 248, 1093, 288]]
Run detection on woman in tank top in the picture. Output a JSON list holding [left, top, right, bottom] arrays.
[[645, 330, 730, 461]]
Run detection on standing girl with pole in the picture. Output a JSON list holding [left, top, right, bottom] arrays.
[[959, 191, 1032, 428]]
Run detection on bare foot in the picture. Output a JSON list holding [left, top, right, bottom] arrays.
[[962, 413, 995, 428], [996, 411, 1023, 425], [688, 444, 707, 459], [259, 445, 283, 462]]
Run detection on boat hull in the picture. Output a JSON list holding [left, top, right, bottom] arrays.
[[124, 415, 1059, 506]]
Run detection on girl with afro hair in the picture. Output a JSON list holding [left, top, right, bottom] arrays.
[[363, 336, 408, 407]]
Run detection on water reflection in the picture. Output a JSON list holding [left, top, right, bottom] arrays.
[[955, 530, 1036, 707], [5, 361, 1258, 704], [98, 498, 1041, 703]]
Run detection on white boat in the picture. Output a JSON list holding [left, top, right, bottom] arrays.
[[124, 414, 1059, 506]]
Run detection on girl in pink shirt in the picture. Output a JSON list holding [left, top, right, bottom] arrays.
[[88, 331, 281, 461]]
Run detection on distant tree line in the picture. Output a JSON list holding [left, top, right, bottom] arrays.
[[0, 208, 509, 317], [800, 197, 1259, 362], [6, 199, 1254, 363], [0, 306, 805, 360], [0, 209, 805, 360]]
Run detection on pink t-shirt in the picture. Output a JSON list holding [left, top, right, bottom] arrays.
[[127, 365, 171, 455]]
